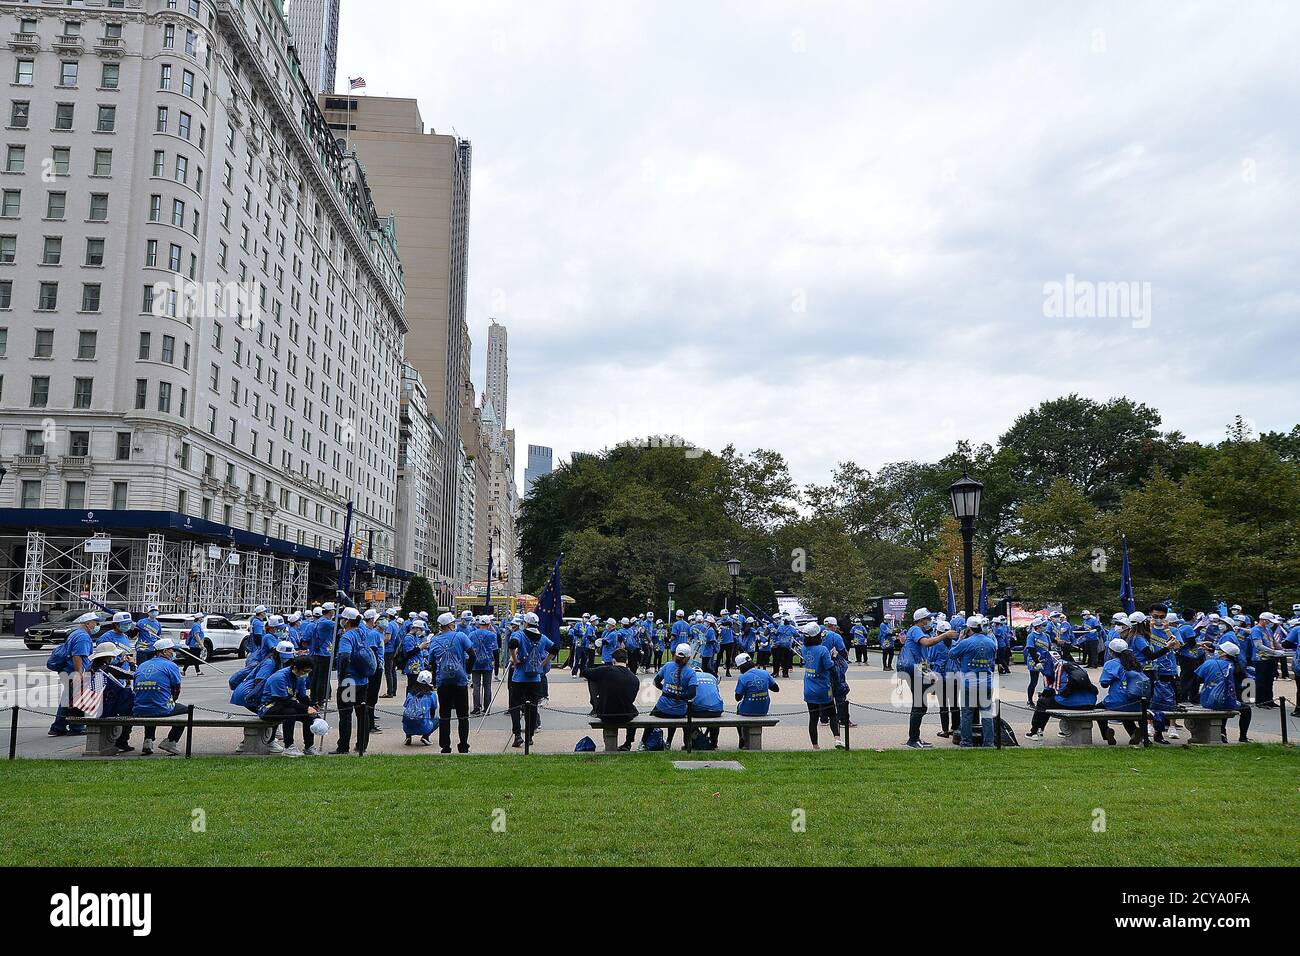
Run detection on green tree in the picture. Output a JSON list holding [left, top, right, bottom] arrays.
[[401, 575, 436, 618]]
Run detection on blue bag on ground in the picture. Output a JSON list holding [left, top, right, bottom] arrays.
[[574, 736, 596, 752], [643, 728, 665, 751]]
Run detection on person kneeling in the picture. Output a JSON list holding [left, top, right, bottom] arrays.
[[402, 669, 440, 746], [258, 655, 318, 756]]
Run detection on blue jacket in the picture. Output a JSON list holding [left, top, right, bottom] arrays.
[[653, 661, 698, 717], [133, 656, 183, 715], [691, 670, 724, 713], [258, 666, 309, 715], [735, 668, 776, 715]]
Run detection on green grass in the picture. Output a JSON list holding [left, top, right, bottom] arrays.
[[1, 747, 1296, 866]]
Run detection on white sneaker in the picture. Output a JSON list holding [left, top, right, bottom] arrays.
[[1167, 727, 1180, 740], [282, 746, 304, 757], [833, 739, 846, 749], [266, 740, 285, 754], [141, 741, 154, 755], [1025, 731, 1043, 740], [158, 739, 181, 755], [235, 741, 246, 754], [304, 746, 320, 756]]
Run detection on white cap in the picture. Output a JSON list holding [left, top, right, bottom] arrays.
[[310, 718, 330, 737], [746, 617, 755, 624], [967, 615, 986, 628], [1108, 638, 1128, 653], [275, 639, 296, 655], [340, 607, 361, 621], [1221, 641, 1240, 657], [1031, 617, 1046, 627], [75, 611, 100, 625], [91, 642, 120, 661], [606, 617, 617, 626], [525, 612, 540, 626], [410, 618, 427, 631], [1127, 611, 1147, 625], [1111, 612, 1127, 623], [287, 611, 302, 624], [153, 638, 176, 652], [362, 608, 379, 621], [800, 622, 821, 637], [676, 609, 684, 617], [437, 612, 456, 628], [147, 604, 159, 612], [111, 610, 133, 625], [388, 607, 400, 616], [735, 652, 752, 667], [620, 617, 630, 625], [1231, 604, 1242, 610], [312, 607, 324, 617], [408, 612, 417, 619], [1259, 612, 1278, 623], [460, 610, 473, 619], [674, 643, 692, 657], [419, 610, 430, 618], [417, 669, 434, 686], [823, 616, 837, 627], [268, 615, 285, 628], [912, 608, 932, 622], [254, 605, 268, 615], [321, 602, 336, 612]]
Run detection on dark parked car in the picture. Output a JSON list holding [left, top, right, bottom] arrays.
[[22, 609, 138, 650]]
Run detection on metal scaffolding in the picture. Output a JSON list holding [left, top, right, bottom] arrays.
[[0, 533, 326, 616]]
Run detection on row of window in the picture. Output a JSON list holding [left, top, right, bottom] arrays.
[[0, 279, 104, 312], [13, 479, 129, 512], [0, 145, 117, 181], [0, 190, 109, 228]]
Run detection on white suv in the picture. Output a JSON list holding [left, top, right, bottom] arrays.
[[157, 614, 250, 660]]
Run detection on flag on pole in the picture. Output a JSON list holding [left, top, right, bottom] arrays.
[[536, 555, 564, 644], [1119, 535, 1136, 614], [348, 76, 367, 91], [946, 570, 957, 618], [978, 569, 988, 616]]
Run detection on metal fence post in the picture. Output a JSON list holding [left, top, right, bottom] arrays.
[[9, 705, 17, 760], [185, 705, 195, 758]]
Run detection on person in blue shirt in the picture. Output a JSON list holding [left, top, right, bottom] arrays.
[[180, 613, 205, 676], [48, 612, 100, 736], [947, 616, 999, 747], [248, 604, 269, 656], [642, 644, 700, 750], [428, 611, 475, 754], [1284, 616, 1300, 718], [773, 617, 797, 678], [898, 608, 949, 749], [733, 652, 779, 748], [991, 616, 1012, 674], [599, 619, 620, 665], [1098, 641, 1151, 746], [86, 641, 136, 752], [623, 616, 643, 673], [755, 624, 773, 671], [718, 616, 737, 677], [297, 609, 318, 655], [331, 608, 373, 755], [258, 654, 317, 756], [469, 616, 499, 717], [1194, 642, 1251, 743], [402, 669, 440, 745], [653, 619, 669, 669], [879, 618, 896, 670], [1025, 646, 1102, 742], [380, 608, 403, 699], [850, 618, 869, 664], [131, 638, 187, 755], [930, 618, 960, 740], [800, 624, 843, 749], [135, 606, 163, 663], [688, 664, 726, 748], [1023, 618, 1051, 705], [670, 610, 691, 657], [507, 623, 553, 749], [358, 609, 388, 736], [308, 604, 337, 706]]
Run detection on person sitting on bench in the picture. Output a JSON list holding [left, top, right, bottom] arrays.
[[689, 663, 725, 749], [1025, 647, 1100, 742], [734, 652, 778, 748], [130, 638, 187, 756], [641, 643, 698, 750], [1098, 640, 1150, 746], [584, 647, 640, 751]]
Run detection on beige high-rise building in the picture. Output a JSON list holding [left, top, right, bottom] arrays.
[[321, 95, 472, 592]]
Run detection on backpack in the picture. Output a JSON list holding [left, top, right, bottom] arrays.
[[690, 730, 716, 751], [643, 728, 665, 751], [45, 640, 74, 672], [431, 636, 466, 685], [574, 736, 597, 753], [996, 717, 1020, 747], [348, 630, 378, 679], [1126, 670, 1152, 703], [1062, 662, 1096, 696]]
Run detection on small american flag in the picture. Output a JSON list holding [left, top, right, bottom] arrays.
[[348, 76, 367, 91], [71, 672, 105, 716]]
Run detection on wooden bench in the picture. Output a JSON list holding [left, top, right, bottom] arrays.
[[588, 715, 780, 752], [82, 716, 279, 756], [1042, 707, 1239, 745]]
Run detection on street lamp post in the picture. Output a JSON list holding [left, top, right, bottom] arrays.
[[726, 558, 740, 611], [948, 471, 984, 617], [667, 581, 676, 622]]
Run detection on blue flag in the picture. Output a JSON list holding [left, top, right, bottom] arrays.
[[537, 555, 564, 644], [946, 570, 957, 618], [737, 598, 776, 626], [1119, 536, 1136, 614], [978, 569, 988, 616]]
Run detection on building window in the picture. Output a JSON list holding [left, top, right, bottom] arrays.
[[42, 237, 61, 265], [68, 431, 89, 457], [20, 480, 41, 508], [64, 481, 86, 510], [161, 335, 175, 364], [115, 433, 132, 461], [0, 236, 14, 263], [0, 281, 10, 309], [37, 283, 58, 311], [96, 105, 116, 133], [134, 379, 147, 409], [60, 62, 78, 88], [14, 61, 34, 87], [52, 148, 70, 176], [46, 192, 67, 219], [34, 329, 54, 357], [30, 376, 50, 407], [138, 331, 151, 360], [24, 429, 44, 455], [93, 149, 113, 176], [100, 63, 119, 90], [85, 238, 105, 266], [80, 284, 101, 312], [111, 482, 128, 510], [5, 145, 24, 173], [158, 381, 172, 413], [88, 194, 108, 221], [73, 377, 93, 408], [77, 330, 96, 358], [10, 101, 29, 128], [1, 190, 20, 217]]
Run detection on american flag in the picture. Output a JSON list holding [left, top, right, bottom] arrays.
[[348, 76, 367, 91]]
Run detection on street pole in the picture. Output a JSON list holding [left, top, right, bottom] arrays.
[[961, 517, 975, 617]]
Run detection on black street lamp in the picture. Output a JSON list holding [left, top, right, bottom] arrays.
[[948, 471, 983, 617], [726, 558, 740, 611], [667, 580, 675, 621]]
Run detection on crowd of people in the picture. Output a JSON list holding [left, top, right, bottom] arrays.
[[40, 596, 1300, 755]]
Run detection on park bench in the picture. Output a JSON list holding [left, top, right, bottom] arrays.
[[1042, 707, 1239, 746], [81, 715, 279, 756], [588, 715, 780, 752]]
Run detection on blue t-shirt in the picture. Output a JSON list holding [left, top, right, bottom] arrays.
[[691, 670, 723, 713], [132, 656, 182, 715], [654, 661, 699, 717], [470, 628, 498, 671], [59, 628, 95, 673], [735, 668, 776, 715], [310, 618, 336, 657], [336, 628, 372, 687], [136, 617, 162, 650], [509, 633, 554, 684], [802, 644, 834, 704], [898, 625, 929, 672], [428, 631, 473, 687], [259, 666, 308, 713]]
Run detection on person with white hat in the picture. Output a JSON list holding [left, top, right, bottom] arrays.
[[849, 617, 869, 665], [1096, 640, 1153, 746], [258, 654, 318, 756], [898, 608, 949, 749], [733, 652, 779, 749], [469, 615, 499, 717], [331, 607, 373, 755], [308, 603, 337, 707], [1248, 612, 1285, 709], [135, 605, 163, 664], [640, 642, 700, 750], [297, 609, 318, 660], [47, 611, 101, 737], [771, 614, 797, 679], [87, 641, 136, 752], [180, 613, 206, 676], [248, 605, 270, 658], [1193, 642, 1251, 742], [800, 622, 844, 749], [569, 614, 591, 677], [507, 618, 555, 749], [670, 609, 690, 659], [131, 638, 187, 755], [401, 669, 439, 746], [357, 609, 388, 736], [652, 617, 670, 670], [429, 611, 474, 754]]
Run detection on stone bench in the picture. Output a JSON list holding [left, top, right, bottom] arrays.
[[1042, 707, 1238, 745], [589, 715, 780, 752], [82, 715, 279, 756]]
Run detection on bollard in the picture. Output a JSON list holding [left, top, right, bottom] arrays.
[[9, 705, 17, 760], [1280, 697, 1288, 746], [843, 700, 850, 751], [1140, 697, 1151, 746], [185, 705, 195, 758], [685, 711, 693, 753], [995, 698, 1002, 750]]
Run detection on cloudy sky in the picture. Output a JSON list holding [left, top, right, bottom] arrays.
[[337, 0, 1300, 488]]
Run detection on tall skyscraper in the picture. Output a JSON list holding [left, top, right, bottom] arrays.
[[525, 446, 554, 498], [321, 95, 473, 593], [485, 320, 508, 428], [286, 0, 341, 94], [0, 0, 408, 614]]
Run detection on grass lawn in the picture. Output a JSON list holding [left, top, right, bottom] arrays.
[[1, 746, 1295, 866]]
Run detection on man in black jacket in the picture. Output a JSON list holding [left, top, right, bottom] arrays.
[[584, 648, 641, 750]]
